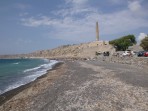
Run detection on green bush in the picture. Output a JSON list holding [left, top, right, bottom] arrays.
[[109, 35, 136, 51], [140, 36, 148, 50]]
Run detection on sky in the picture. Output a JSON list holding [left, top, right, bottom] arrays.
[[0, 0, 148, 54]]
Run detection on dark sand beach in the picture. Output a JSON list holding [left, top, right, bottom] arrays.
[[0, 60, 148, 111]]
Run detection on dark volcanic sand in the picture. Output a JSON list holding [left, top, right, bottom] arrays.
[[0, 60, 148, 111]]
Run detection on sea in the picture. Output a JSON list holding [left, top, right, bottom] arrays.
[[0, 58, 59, 95]]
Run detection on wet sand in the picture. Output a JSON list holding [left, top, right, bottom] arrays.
[[0, 60, 148, 111]]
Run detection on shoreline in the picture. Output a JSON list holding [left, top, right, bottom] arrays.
[[0, 59, 147, 111], [0, 61, 64, 106]]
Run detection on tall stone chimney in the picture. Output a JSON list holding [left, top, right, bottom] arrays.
[[96, 22, 99, 41]]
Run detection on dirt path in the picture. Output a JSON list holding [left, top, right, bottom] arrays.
[[0, 60, 148, 111]]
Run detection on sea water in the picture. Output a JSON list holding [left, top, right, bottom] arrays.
[[0, 59, 59, 95]]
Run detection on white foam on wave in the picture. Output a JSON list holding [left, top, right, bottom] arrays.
[[13, 62, 19, 65], [43, 58, 50, 62], [25, 70, 47, 82], [25, 60, 59, 80], [23, 66, 41, 73], [23, 60, 59, 73], [0, 60, 60, 95], [2, 82, 25, 94]]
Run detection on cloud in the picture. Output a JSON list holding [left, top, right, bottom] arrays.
[[21, 16, 59, 27], [109, 0, 123, 4], [21, 17, 49, 27], [138, 33, 147, 42], [54, 7, 97, 17], [65, 0, 88, 5], [64, 0, 89, 11], [128, 1, 141, 12], [20, 0, 148, 42], [127, 0, 147, 17]]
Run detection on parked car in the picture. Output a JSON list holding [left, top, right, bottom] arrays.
[[103, 51, 110, 56], [95, 51, 102, 56], [137, 51, 145, 57], [144, 51, 148, 57], [122, 50, 131, 56], [122, 51, 130, 56], [122, 50, 136, 56], [131, 51, 136, 55]]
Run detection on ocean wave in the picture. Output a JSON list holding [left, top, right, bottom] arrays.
[[13, 62, 19, 65], [0, 70, 47, 95], [23, 60, 59, 73], [25, 70, 47, 81], [0, 60, 60, 95], [43, 58, 50, 62], [3, 82, 25, 94], [23, 66, 41, 73]]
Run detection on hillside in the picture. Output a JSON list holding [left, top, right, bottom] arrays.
[[28, 41, 115, 59], [0, 41, 115, 59]]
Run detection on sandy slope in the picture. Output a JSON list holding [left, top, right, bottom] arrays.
[[0, 41, 115, 59]]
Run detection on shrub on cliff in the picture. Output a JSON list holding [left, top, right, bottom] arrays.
[[140, 35, 148, 50], [109, 35, 136, 51]]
